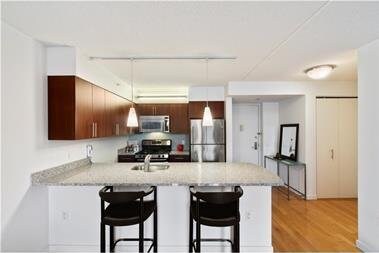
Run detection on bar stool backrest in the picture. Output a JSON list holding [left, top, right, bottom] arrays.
[[191, 186, 243, 204], [99, 186, 154, 204]]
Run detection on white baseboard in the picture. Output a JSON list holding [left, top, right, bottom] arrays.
[[49, 244, 273, 252], [356, 239, 377, 252], [306, 194, 317, 200]]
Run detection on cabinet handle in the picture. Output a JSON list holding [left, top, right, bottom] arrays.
[[95, 122, 98, 137], [92, 122, 95, 138], [116, 124, 119, 135]]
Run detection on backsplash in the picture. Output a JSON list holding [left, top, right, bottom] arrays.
[[125, 133, 190, 151]]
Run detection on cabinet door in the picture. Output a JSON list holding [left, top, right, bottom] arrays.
[[169, 104, 189, 133], [75, 77, 93, 139], [155, 104, 170, 115], [188, 101, 224, 119], [338, 98, 357, 197], [105, 91, 117, 136], [92, 85, 106, 138], [119, 99, 129, 135], [316, 99, 339, 198], [137, 104, 155, 115]]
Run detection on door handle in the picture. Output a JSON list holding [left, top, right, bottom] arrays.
[[330, 148, 334, 160], [92, 122, 95, 138], [253, 141, 258, 150]]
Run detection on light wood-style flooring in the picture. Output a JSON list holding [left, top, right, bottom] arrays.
[[272, 187, 358, 252]]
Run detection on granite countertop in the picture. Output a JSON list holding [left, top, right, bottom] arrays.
[[31, 159, 282, 187]]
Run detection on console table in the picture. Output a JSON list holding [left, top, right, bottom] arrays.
[[264, 155, 306, 200]]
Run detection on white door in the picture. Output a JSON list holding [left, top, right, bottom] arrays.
[[316, 98, 357, 198], [233, 103, 261, 164], [338, 98, 357, 197], [316, 99, 339, 198]]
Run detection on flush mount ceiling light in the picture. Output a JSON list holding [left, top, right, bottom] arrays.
[[127, 59, 138, 127], [202, 59, 213, 127], [304, 64, 336, 80]]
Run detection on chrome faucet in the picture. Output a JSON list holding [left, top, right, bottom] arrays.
[[144, 154, 152, 172]]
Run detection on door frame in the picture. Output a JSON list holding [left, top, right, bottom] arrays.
[[232, 102, 263, 165]]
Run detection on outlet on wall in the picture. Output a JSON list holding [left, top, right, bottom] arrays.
[[245, 211, 252, 220], [86, 144, 93, 159], [62, 211, 70, 221]]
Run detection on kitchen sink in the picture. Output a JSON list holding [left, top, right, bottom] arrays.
[[131, 164, 170, 172]]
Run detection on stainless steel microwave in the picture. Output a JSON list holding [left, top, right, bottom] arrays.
[[139, 116, 170, 133]]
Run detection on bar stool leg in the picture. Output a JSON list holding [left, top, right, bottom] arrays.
[[233, 223, 240, 253], [189, 211, 193, 252], [153, 208, 158, 252], [100, 222, 105, 253], [139, 221, 144, 253], [109, 225, 114, 252], [196, 221, 201, 252]]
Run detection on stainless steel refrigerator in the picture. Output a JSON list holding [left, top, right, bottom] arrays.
[[190, 119, 226, 162]]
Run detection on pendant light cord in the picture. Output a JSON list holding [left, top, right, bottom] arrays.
[[206, 58, 209, 107], [130, 58, 134, 106]]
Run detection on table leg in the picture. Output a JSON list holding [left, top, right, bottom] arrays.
[[304, 165, 307, 200], [264, 157, 266, 168], [287, 165, 290, 200]]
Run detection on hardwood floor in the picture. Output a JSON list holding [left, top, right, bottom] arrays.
[[272, 187, 358, 252]]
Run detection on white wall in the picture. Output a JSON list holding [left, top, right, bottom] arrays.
[[188, 86, 225, 101], [47, 47, 132, 100], [227, 81, 357, 199], [356, 39, 379, 252], [262, 102, 279, 158], [278, 96, 305, 162], [1, 22, 129, 251]]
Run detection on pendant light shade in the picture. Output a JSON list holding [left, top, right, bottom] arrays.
[[127, 107, 138, 127], [202, 105, 213, 126], [202, 59, 213, 126], [127, 59, 138, 127]]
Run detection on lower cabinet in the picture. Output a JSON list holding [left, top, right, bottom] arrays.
[[169, 154, 190, 162], [118, 155, 136, 163]]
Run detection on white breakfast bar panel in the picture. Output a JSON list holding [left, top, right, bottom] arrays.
[[35, 161, 280, 252], [48, 186, 272, 252]]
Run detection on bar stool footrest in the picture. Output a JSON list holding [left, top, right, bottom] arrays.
[[113, 238, 155, 252], [192, 238, 234, 251]]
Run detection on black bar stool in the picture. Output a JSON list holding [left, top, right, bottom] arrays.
[[189, 186, 243, 253], [99, 186, 158, 253]]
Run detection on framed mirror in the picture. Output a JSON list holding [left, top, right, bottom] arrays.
[[279, 124, 299, 161]]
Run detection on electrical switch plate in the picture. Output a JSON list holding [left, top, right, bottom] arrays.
[[86, 145, 93, 159]]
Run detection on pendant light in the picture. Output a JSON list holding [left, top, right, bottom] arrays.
[[127, 59, 138, 127], [202, 58, 213, 126]]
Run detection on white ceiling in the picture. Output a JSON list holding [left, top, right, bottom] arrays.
[[2, 1, 379, 88]]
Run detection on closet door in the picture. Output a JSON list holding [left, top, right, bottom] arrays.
[[316, 99, 339, 198], [338, 99, 357, 197]]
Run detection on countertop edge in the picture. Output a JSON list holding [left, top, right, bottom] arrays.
[[31, 159, 283, 187], [31, 158, 91, 185]]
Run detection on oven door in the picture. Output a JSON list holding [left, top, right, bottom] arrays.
[[139, 116, 170, 133]]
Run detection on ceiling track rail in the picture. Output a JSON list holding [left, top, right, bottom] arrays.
[[89, 56, 237, 61]]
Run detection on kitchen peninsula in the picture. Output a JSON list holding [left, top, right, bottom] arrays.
[[32, 159, 281, 252]]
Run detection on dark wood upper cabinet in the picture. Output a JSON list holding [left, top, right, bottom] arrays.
[[137, 104, 154, 115], [155, 104, 170, 115], [137, 104, 170, 116], [48, 76, 76, 140], [92, 85, 106, 138], [169, 104, 189, 134], [188, 101, 225, 119], [48, 75, 134, 140]]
